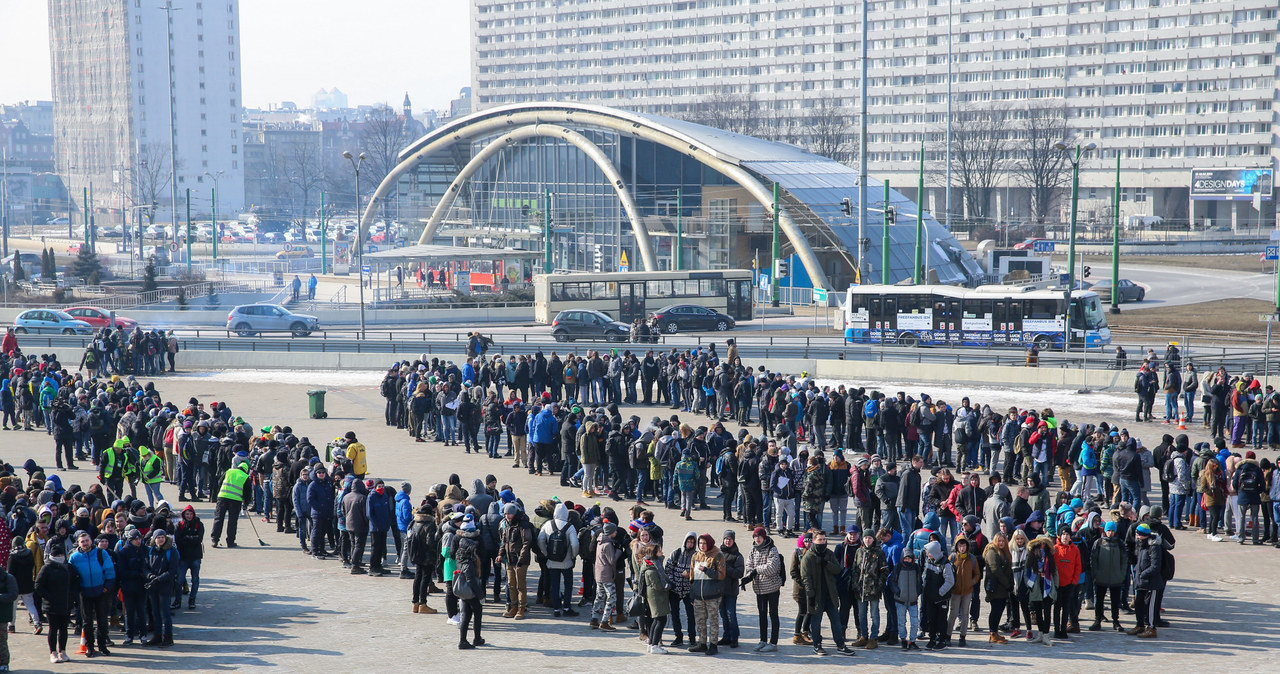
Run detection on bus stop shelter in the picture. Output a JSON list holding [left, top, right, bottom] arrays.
[[362, 244, 542, 300]]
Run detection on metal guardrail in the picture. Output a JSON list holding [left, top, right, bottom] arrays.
[[19, 331, 1279, 375]]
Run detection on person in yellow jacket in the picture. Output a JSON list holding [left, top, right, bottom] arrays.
[[99, 438, 129, 502], [140, 446, 165, 507], [344, 431, 367, 479], [211, 460, 250, 548]]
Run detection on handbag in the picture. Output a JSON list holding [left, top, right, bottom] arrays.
[[625, 591, 646, 617]]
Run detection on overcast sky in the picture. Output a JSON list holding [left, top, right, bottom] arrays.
[[0, 0, 471, 111]]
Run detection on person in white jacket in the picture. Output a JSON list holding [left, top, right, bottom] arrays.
[[537, 503, 580, 616]]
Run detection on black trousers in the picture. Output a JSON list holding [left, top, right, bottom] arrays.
[[81, 592, 111, 651], [311, 512, 331, 555], [413, 563, 434, 604], [210, 498, 241, 545], [1053, 584, 1076, 634], [350, 531, 368, 568], [1094, 585, 1121, 623], [276, 498, 294, 532], [460, 597, 483, 643], [370, 530, 387, 569], [756, 591, 780, 644]]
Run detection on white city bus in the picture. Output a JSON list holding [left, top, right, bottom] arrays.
[[533, 269, 754, 324]]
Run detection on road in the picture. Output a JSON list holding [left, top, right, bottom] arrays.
[[1112, 263, 1272, 308]]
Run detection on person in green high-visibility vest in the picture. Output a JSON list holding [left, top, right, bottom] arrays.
[[99, 438, 129, 502], [140, 446, 165, 507], [211, 460, 250, 549]]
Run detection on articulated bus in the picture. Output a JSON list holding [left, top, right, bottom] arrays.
[[843, 284, 1111, 349], [534, 269, 755, 324]]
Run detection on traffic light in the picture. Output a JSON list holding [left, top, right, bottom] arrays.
[[885, 206, 896, 226], [1083, 265, 1092, 278], [841, 197, 852, 217], [593, 244, 603, 272], [773, 259, 789, 278], [861, 237, 871, 252]]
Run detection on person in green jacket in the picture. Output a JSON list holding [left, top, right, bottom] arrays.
[[799, 531, 855, 656], [982, 531, 1015, 644], [0, 564, 17, 670], [1089, 521, 1128, 631], [675, 452, 698, 520], [637, 543, 670, 654]]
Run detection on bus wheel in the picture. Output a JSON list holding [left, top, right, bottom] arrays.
[[1034, 335, 1051, 350], [897, 333, 919, 348]]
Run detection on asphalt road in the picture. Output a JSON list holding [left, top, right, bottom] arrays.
[[1119, 263, 1272, 308]]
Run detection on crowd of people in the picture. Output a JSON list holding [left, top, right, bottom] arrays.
[[3, 337, 1271, 664]]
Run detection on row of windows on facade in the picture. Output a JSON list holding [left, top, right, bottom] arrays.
[[132, 0, 236, 10], [475, 7, 1275, 32]]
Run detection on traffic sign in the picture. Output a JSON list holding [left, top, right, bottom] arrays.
[[361, 265, 371, 274], [758, 273, 771, 290], [1265, 245, 1278, 261], [1270, 230, 1280, 241], [1059, 273, 1072, 286], [367, 245, 379, 253], [283, 242, 293, 252], [1260, 314, 1278, 323], [168, 242, 179, 252], [813, 288, 828, 303], [619, 250, 629, 272], [1033, 240, 1055, 253]]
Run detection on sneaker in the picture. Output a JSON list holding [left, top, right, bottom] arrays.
[[648, 645, 667, 655], [837, 646, 857, 656], [58, 651, 70, 662], [50, 653, 59, 665], [752, 641, 768, 652], [123, 637, 134, 646], [760, 643, 778, 652], [813, 645, 828, 656], [446, 615, 461, 626]]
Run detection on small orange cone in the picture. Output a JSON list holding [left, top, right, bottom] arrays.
[[1177, 413, 1187, 430]]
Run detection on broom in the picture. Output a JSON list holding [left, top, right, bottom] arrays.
[[244, 506, 269, 546]]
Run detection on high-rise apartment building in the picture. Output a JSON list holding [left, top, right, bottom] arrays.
[[472, 0, 1278, 229], [48, 0, 244, 228]]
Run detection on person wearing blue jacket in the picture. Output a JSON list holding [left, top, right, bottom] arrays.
[[307, 465, 335, 559], [367, 481, 393, 576], [531, 405, 559, 475], [908, 511, 947, 563], [144, 530, 180, 647], [68, 530, 117, 656], [293, 467, 312, 552], [395, 482, 414, 578], [878, 527, 904, 644], [115, 529, 149, 646]]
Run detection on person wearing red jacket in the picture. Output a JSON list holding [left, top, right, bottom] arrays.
[[1051, 528, 1082, 640]]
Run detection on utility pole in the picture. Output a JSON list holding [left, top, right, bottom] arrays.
[[1110, 153, 1121, 314], [0, 148, 8, 258], [945, 0, 953, 234], [881, 180, 891, 285], [185, 187, 192, 276], [160, 0, 181, 244], [211, 185, 218, 265], [915, 138, 924, 284], [675, 187, 683, 270], [858, 0, 869, 286], [319, 190, 326, 274], [543, 188, 552, 274]]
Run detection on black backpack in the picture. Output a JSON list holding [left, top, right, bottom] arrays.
[[1161, 457, 1178, 483], [1240, 464, 1262, 493], [1160, 547, 1176, 581], [545, 520, 570, 563]]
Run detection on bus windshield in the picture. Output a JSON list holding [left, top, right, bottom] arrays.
[[1080, 295, 1108, 330]]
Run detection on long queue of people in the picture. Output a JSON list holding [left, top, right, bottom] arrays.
[[354, 348, 1280, 656]]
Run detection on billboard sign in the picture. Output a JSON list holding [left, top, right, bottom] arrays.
[[1190, 167, 1273, 201]]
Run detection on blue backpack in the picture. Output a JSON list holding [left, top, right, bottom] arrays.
[[864, 399, 879, 420]]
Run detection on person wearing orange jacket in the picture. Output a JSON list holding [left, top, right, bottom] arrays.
[[1051, 528, 1082, 640]]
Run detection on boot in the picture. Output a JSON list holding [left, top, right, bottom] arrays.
[[865, 639, 878, 650], [852, 637, 869, 648], [418, 603, 438, 615], [502, 606, 516, 619], [589, 618, 600, 629], [706, 643, 718, 655], [1125, 625, 1145, 635], [1088, 620, 1102, 631], [514, 606, 527, 620], [1137, 627, 1157, 638], [600, 620, 617, 632], [412, 603, 421, 614]]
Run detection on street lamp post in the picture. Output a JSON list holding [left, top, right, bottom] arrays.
[[1054, 141, 1096, 353], [1110, 153, 1122, 314], [343, 151, 368, 340]]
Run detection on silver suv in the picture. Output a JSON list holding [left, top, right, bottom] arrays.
[[226, 304, 320, 337]]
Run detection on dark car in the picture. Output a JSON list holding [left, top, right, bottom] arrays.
[[550, 309, 630, 342], [650, 304, 736, 333], [1089, 278, 1145, 303]]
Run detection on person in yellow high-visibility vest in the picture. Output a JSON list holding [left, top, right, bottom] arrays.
[[140, 446, 165, 507], [99, 438, 129, 501], [344, 431, 367, 480], [211, 460, 250, 548]]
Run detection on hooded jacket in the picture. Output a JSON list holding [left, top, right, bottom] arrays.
[[366, 484, 392, 533], [468, 478, 494, 515], [1134, 533, 1165, 591], [719, 533, 745, 597], [34, 557, 78, 616], [531, 407, 558, 445], [799, 541, 840, 611], [1090, 532, 1127, 588], [908, 511, 946, 561], [536, 503, 579, 570], [921, 540, 954, 604], [175, 507, 205, 561], [306, 468, 333, 518], [746, 534, 785, 596], [982, 483, 1011, 540], [499, 509, 534, 567], [343, 480, 370, 534]]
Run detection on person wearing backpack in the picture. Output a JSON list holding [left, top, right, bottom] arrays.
[[68, 530, 116, 657], [1233, 451, 1265, 545], [1128, 524, 1163, 638], [537, 503, 580, 617]]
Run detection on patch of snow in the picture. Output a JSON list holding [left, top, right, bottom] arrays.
[[166, 370, 384, 387]]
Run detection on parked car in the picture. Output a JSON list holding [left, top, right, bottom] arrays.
[[14, 309, 94, 335], [650, 304, 736, 333], [64, 306, 138, 331], [275, 245, 316, 259], [1013, 237, 1046, 250], [46, 217, 70, 226], [226, 304, 319, 337], [1089, 278, 1145, 303], [550, 309, 630, 342]]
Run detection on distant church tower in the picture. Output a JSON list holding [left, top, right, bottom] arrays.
[[403, 92, 412, 123]]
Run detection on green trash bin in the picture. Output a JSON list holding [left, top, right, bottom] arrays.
[[307, 389, 328, 419]]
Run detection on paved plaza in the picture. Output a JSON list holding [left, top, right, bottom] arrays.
[[7, 366, 1280, 672]]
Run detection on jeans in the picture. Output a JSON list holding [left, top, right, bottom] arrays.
[[548, 567, 573, 611], [808, 597, 845, 649], [938, 516, 957, 543], [297, 514, 311, 548], [1164, 393, 1179, 421], [857, 598, 881, 639], [763, 492, 774, 530], [1168, 493, 1185, 528], [829, 496, 849, 532], [1183, 392, 1195, 422], [1120, 478, 1143, 509], [719, 594, 739, 643], [442, 414, 457, 444], [149, 591, 174, 638], [179, 559, 201, 605], [122, 587, 146, 638], [591, 378, 606, 406], [144, 481, 164, 507], [775, 497, 795, 531], [898, 508, 917, 535], [896, 601, 919, 642]]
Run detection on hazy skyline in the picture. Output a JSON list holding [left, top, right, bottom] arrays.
[[0, 0, 471, 111]]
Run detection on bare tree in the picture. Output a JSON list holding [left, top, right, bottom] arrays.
[[794, 94, 857, 166], [1012, 105, 1072, 224], [681, 92, 776, 139], [130, 143, 174, 225], [285, 139, 326, 225], [360, 106, 412, 205], [936, 104, 1011, 223]]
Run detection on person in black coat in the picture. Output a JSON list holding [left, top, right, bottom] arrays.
[[34, 541, 78, 661], [174, 505, 205, 610], [144, 530, 180, 646], [116, 529, 149, 645]]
